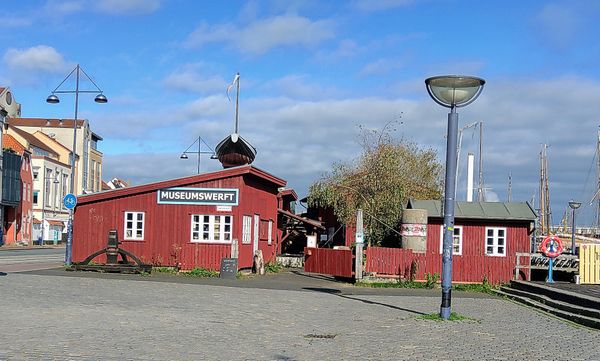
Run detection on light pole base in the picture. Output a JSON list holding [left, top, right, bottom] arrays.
[[440, 306, 451, 320]]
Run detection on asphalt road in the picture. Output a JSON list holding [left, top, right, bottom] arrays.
[[0, 247, 64, 273]]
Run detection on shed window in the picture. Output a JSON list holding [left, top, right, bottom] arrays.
[[485, 227, 506, 256], [242, 215, 252, 244], [439, 225, 462, 255], [124, 212, 145, 240], [191, 215, 232, 243]]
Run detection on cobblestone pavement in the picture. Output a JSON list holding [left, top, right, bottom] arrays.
[[0, 273, 598, 361]]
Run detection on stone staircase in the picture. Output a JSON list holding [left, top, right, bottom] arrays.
[[496, 280, 600, 329]]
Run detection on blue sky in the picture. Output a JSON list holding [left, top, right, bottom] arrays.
[[2, 0, 600, 225]]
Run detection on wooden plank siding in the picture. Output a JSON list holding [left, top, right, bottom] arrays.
[[365, 220, 532, 284], [304, 247, 353, 278], [73, 169, 282, 271]]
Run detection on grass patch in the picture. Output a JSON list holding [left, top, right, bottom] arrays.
[[417, 312, 476, 321], [453, 282, 500, 294], [152, 266, 178, 274], [356, 273, 440, 289], [181, 267, 219, 278]]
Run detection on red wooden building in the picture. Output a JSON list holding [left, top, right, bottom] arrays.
[[365, 199, 538, 283], [73, 165, 287, 270]]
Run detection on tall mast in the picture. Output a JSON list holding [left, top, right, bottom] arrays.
[[234, 73, 240, 134], [539, 144, 552, 235], [597, 128, 600, 232], [477, 121, 485, 201], [508, 172, 512, 202]]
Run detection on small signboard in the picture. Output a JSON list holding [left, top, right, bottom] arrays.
[[216, 205, 232, 212], [63, 193, 77, 209], [355, 231, 364, 244], [220, 258, 238, 279]]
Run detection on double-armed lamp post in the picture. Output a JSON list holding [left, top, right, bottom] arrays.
[[180, 135, 216, 174], [47, 64, 107, 265], [425, 75, 485, 320]]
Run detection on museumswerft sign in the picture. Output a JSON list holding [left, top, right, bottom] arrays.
[[157, 187, 239, 206]]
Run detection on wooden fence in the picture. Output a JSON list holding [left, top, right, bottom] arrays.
[[304, 247, 354, 278], [365, 247, 520, 284]]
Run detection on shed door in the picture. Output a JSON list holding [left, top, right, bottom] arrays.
[[253, 214, 259, 254]]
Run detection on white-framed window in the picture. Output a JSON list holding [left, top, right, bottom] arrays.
[[124, 212, 145, 240], [191, 215, 232, 243], [485, 227, 506, 256], [242, 215, 252, 244], [439, 225, 462, 255], [268, 220, 273, 245]]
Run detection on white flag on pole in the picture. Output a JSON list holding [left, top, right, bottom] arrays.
[[226, 73, 240, 101]]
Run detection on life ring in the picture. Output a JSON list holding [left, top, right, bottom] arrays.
[[541, 235, 563, 258]]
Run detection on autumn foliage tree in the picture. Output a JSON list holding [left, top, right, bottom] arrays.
[[307, 123, 443, 246]]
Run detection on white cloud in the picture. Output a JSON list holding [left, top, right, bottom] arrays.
[[260, 74, 342, 99], [360, 58, 405, 76], [3, 45, 70, 73], [93, 0, 161, 15], [0, 16, 33, 27], [352, 0, 414, 12], [185, 15, 335, 54], [533, 3, 579, 50], [162, 65, 226, 94]]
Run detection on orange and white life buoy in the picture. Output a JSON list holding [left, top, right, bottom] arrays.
[[541, 235, 563, 258]]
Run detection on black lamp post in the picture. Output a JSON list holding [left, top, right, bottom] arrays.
[[568, 200, 581, 255], [425, 75, 485, 320], [46, 64, 107, 265], [180, 136, 216, 174]]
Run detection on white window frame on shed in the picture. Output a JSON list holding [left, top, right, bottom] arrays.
[[190, 215, 232, 244], [242, 215, 252, 244], [439, 225, 463, 255], [268, 219, 273, 245], [124, 211, 145, 240], [485, 227, 507, 257]]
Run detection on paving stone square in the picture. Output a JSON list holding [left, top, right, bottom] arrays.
[[0, 273, 598, 360]]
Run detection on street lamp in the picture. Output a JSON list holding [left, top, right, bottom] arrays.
[[425, 75, 485, 320], [46, 64, 107, 265], [180, 135, 216, 174], [568, 200, 581, 255]]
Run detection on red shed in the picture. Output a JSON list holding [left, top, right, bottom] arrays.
[[73, 165, 286, 270], [365, 199, 538, 283]]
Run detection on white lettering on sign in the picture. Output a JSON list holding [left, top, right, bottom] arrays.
[[400, 223, 427, 237], [157, 187, 239, 206]]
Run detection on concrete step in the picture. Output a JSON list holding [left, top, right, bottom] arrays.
[[495, 284, 600, 329], [509, 280, 600, 310]]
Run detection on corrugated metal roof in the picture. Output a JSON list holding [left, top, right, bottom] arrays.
[[406, 199, 537, 221]]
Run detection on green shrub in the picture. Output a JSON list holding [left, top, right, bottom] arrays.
[[182, 267, 219, 278], [265, 262, 282, 273]]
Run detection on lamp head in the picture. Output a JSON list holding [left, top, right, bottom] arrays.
[[210, 154, 218, 160], [46, 94, 60, 104], [94, 93, 108, 103], [425, 75, 485, 108], [568, 200, 582, 209], [180, 154, 189, 160]]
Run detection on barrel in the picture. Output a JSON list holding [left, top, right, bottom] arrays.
[[401, 209, 428, 252]]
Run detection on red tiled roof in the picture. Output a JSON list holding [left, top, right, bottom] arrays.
[[10, 117, 85, 128], [2, 134, 27, 154], [48, 220, 65, 226]]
